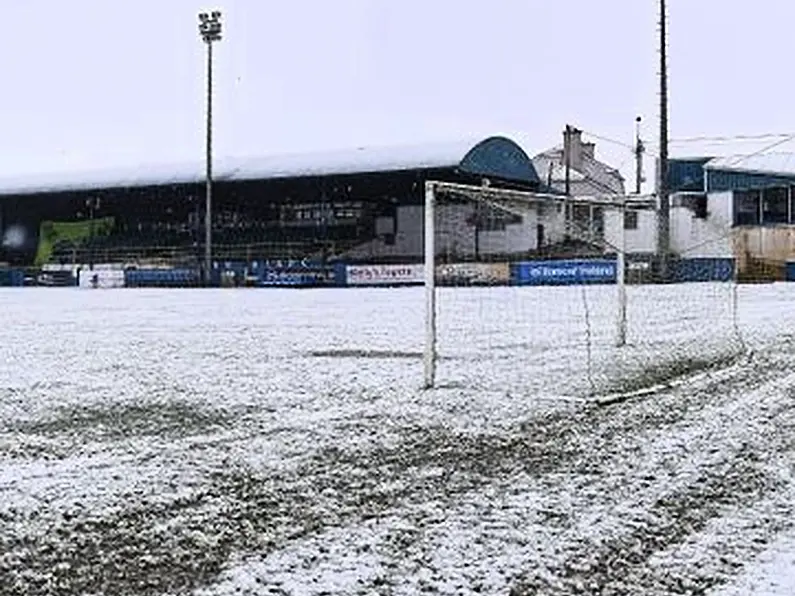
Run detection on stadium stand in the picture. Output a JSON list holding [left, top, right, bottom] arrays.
[[0, 137, 546, 269]]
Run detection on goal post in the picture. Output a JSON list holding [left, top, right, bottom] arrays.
[[422, 179, 657, 390], [616, 204, 627, 348], [424, 181, 437, 389]]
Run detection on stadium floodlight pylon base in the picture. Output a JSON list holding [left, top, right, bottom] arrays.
[[422, 179, 658, 390]]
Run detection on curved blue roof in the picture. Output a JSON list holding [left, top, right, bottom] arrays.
[[0, 136, 540, 197], [459, 136, 540, 184]]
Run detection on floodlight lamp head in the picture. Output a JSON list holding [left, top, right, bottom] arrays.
[[198, 10, 222, 42]]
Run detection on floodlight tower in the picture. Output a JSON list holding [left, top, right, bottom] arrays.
[[198, 10, 222, 285]]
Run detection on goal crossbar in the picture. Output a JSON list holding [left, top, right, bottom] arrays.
[[423, 180, 656, 389], [429, 180, 658, 210]]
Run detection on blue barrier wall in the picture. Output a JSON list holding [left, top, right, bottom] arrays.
[[125, 268, 200, 287], [671, 258, 734, 282], [0, 269, 24, 287], [334, 262, 348, 287], [28, 258, 742, 289], [511, 259, 616, 286], [786, 262, 795, 282]]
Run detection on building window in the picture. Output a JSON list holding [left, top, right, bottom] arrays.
[[592, 206, 604, 236], [572, 204, 590, 230], [733, 190, 761, 226], [693, 194, 708, 219], [624, 210, 638, 230], [761, 187, 788, 224]]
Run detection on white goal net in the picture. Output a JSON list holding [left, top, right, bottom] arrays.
[[423, 180, 750, 400]]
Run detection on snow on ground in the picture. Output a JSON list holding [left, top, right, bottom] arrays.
[[710, 528, 795, 596], [0, 283, 793, 595]]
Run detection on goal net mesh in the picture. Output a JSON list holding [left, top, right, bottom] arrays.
[[429, 184, 749, 399]]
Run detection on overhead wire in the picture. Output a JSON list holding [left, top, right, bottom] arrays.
[[670, 132, 795, 144], [721, 133, 795, 168], [583, 128, 795, 164]]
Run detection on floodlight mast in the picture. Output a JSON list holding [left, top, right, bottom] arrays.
[[198, 10, 222, 285]]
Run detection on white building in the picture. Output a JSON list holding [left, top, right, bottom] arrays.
[[666, 154, 795, 279], [531, 126, 657, 257]]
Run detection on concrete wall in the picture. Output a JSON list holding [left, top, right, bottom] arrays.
[[479, 208, 538, 254], [670, 191, 733, 258], [537, 203, 567, 247], [732, 226, 795, 270], [604, 208, 658, 255], [344, 203, 541, 261]]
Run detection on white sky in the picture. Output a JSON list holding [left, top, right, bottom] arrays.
[[1, 0, 794, 190]]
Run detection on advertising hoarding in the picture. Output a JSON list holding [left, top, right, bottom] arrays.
[[346, 264, 424, 286], [436, 262, 510, 286], [512, 259, 616, 286]]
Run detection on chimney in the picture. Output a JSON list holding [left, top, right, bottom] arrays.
[[562, 126, 584, 170], [582, 141, 595, 160]]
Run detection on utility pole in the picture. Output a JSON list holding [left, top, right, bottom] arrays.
[[564, 124, 572, 240], [657, 0, 671, 282], [635, 116, 645, 195], [564, 124, 572, 196], [198, 10, 222, 286]]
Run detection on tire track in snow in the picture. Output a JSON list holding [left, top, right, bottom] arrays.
[[509, 355, 795, 594]]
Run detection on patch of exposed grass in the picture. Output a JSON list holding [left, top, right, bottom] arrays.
[[15, 400, 232, 442], [309, 349, 421, 359], [0, 409, 589, 596], [598, 351, 744, 399]]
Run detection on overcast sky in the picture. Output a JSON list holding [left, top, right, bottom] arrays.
[[1, 0, 794, 189]]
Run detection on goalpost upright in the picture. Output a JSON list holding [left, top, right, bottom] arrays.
[[616, 198, 628, 348], [424, 181, 437, 389], [422, 180, 655, 389]]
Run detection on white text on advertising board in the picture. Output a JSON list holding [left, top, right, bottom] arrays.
[[528, 264, 615, 278]]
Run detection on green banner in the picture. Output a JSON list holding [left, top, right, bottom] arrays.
[[35, 217, 115, 266]]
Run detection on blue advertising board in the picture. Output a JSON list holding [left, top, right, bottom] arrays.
[[671, 258, 734, 283], [125, 268, 200, 287], [258, 264, 335, 287], [512, 259, 617, 286], [0, 269, 24, 287]]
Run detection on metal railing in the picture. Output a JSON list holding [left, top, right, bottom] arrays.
[[47, 239, 350, 267]]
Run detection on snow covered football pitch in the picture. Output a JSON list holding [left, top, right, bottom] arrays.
[[0, 283, 793, 595]]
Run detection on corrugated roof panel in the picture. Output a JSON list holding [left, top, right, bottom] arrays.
[[704, 152, 795, 178]]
